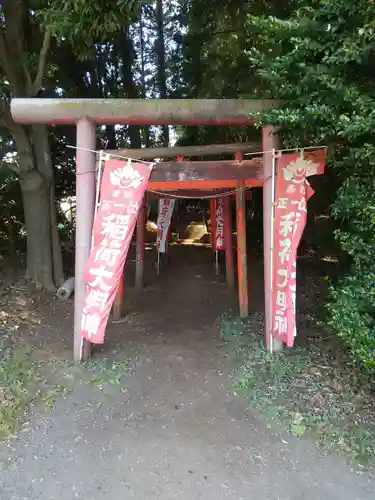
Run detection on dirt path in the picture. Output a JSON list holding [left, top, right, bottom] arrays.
[[1, 246, 374, 499]]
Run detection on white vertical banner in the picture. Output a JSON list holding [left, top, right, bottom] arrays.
[[156, 198, 175, 254]]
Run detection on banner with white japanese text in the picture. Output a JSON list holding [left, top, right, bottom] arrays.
[[81, 159, 153, 344], [214, 197, 225, 251], [156, 198, 175, 253], [210, 199, 215, 249], [271, 150, 325, 347]]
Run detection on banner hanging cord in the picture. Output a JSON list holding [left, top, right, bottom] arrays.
[[244, 145, 327, 157], [147, 186, 253, 200], [68, 144, 253, 200], [67, 143, 327, 200], [67, 144, 157, 165], [68, 143, 327, 161]]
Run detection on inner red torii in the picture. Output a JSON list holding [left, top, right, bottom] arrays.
[[10, 98, 283, 360]]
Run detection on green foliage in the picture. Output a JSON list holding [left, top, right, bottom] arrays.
[[219, 312, 246, 342], [247, 0, 375, 371], [220, 314, 375, 467], [38, 0, 141, 54]]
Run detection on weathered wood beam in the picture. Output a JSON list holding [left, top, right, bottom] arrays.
[[108, 142, 261, 160], [10, 98, 280, 125], [147, 189, 253, 199], [74, 119, 95, 362], [147, 189, 233, 198], [149, 159, 263, 183], [149, 180, 260, 190]]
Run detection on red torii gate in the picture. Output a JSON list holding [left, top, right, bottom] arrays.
[[106, 143, 262, 320], [10, 98, 283, 360]]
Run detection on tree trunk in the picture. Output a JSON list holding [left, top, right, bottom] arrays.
[[19, 169, 56, 291], [13, 125, 64, 291], [0, 1, 62, 291], [4, 207, 16, 261], [139, 6, 151, 148], [31, 125, 64, 287], [105, 125, 117, 149], [155, 0, 169, 146], [122, 27, 142, 149]]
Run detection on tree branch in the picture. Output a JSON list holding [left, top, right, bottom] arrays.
[[0, 95, 30, 149], [0, 97, 13, 128], [32, 26, 52, 96], [0, 161, 20, 175], [0, 30, 21, 94]]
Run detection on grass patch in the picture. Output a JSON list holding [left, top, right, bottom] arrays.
[[0, 342, 135, 440], [80, 354, 132, 390], [60, 345, 136, 391], [0, 342, 44, 440], [219, 313, 375, 468]]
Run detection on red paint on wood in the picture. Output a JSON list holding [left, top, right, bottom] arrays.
[[224, 196, 235, 289], [135, 197, 146, 291], [149, 189, 234, 198], [148, 180, 261, 191], [111, 143, 260, 160], [235, 152, 249, 318], [113, 273, 124, 320], [148, 159, 263, 183]]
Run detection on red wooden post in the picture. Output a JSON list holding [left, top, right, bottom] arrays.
[[262, 127, 283, 351], [135, 195, 146, 291], [235, 152, 249, 317], [113, 274, 125, 320], [74, 119, 96, 361], [223, 196, 234, 289]]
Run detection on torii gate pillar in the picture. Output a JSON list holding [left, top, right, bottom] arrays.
[[135, 195, 147, 291], [74, 119, 96, 361], [235, 152, 249, 317], [262, 127, 283, 352]]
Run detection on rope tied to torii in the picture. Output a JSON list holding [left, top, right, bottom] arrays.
[[67, 144, 327, 200]]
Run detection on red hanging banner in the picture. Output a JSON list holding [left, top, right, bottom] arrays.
[[81, 159, 153, 344], [210, 198, 226, 251], [210, 199, 215, 248], [214, 197, 225, 251], [271, 150, 325, 347]]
